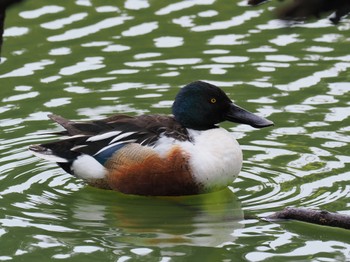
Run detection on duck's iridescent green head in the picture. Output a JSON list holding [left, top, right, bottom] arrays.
[[172, 81, 273, 130]]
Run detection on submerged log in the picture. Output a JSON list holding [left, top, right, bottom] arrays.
[[276, 0, 350, 24], [0, 9, 4, 56], [248, 0, 270, 5], [0, 0, 25, 59], [248, 0, 350, 24], [265, 207, 350, 230]]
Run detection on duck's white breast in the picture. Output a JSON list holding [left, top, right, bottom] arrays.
[[183, 128, 242, 191], [154, 128, 242, 191]]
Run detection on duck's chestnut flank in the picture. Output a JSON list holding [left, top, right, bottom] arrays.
[[29, 81, 273, 196], [105, 144, 199, 196]]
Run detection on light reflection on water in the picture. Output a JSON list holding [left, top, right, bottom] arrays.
[[1, 0, 350, 261]]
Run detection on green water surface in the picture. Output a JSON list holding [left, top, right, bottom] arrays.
[[1, 1, 350, 261]]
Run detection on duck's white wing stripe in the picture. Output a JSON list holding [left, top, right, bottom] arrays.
[[86, 131, 122, 142], [71, 144, 88, 151], [109, 132, 135, 144]]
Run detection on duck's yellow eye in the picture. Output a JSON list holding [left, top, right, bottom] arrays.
[[210, 98, 216, 103]]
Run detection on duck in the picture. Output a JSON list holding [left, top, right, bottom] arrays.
[[29, 81, 273, 196]]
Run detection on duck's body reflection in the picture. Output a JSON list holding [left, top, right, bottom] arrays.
[[69, 187, 244, 247]]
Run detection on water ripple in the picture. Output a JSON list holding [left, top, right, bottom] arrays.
[[41, 13, 88, 30], [0, 60, 54, 78], [20, 5, 64, 19], [192, 10, 263, 32], [59, 57, 105, 75], [122, 22, 158, 37], [48, 16, 132, 42], [156, 0, 215, 16]]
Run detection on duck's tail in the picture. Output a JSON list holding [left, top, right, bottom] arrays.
[[29, 139, 81, 175], [30, 143, 109, 189], [30, 145, 71, 175], [29, 140, 108, 185]]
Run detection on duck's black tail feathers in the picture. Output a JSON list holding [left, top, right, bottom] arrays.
[[29, 137, 86, 175]]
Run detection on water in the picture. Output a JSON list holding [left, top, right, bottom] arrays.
[[1, 1, 350, 261]]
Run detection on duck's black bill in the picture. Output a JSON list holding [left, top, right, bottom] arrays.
[[225, 103, 274, 128]]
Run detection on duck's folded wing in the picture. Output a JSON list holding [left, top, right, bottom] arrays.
[[34, 114, 190, 162], [49, 114, 189, 141], [48, 114, 133, 136]]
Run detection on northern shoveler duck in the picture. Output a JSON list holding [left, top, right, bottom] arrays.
[[30, 81, 273, 196]]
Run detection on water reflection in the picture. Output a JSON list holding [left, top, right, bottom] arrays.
[[71, 188, 243, 247]]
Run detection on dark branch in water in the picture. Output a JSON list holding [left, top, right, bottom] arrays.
[[265, 207, 350, 230], [0, 9, 4, 56], [0, 0, 25, 60], [248, 0, 270, 5], [0, 0, 24, 8], [248, 0, 350, 24]]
